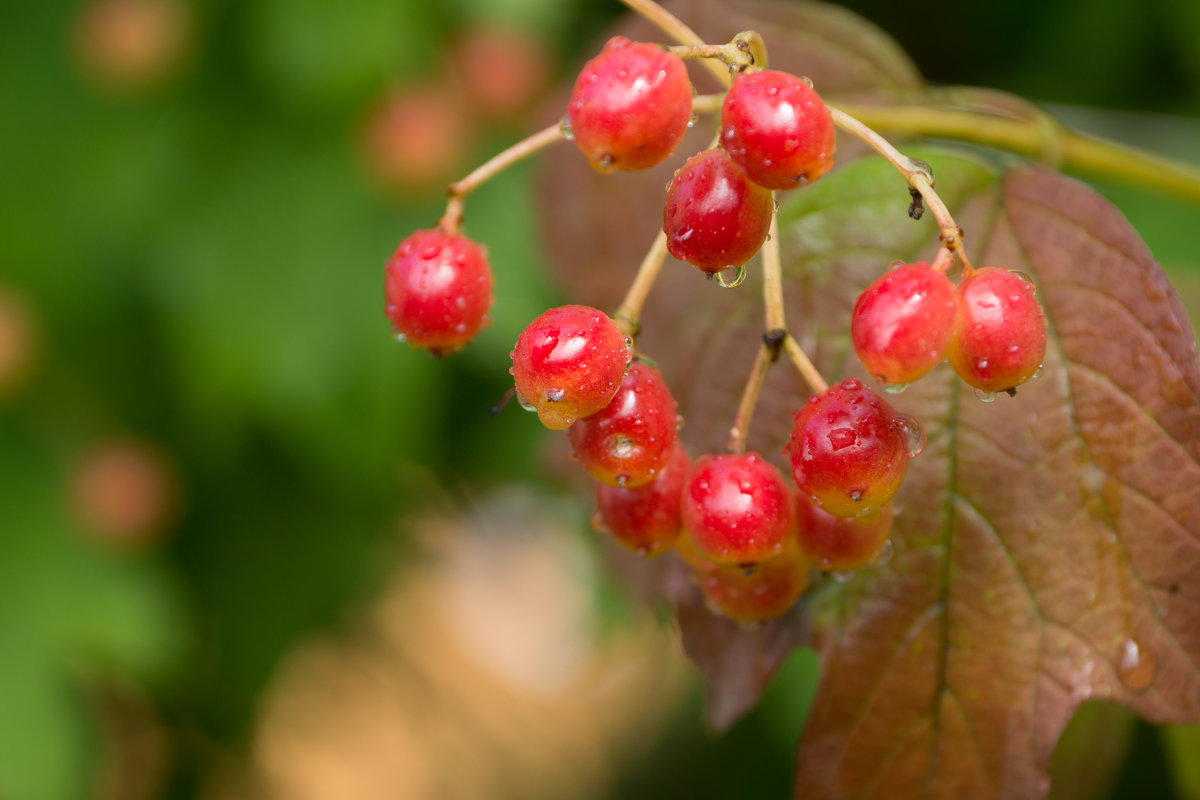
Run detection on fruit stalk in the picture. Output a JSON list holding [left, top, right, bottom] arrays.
[[613, 230, 671, 340]]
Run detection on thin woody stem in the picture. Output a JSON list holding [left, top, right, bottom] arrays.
[[761, 205, 785, 332], [438, 123, 564, 232], [618, 0, 730, 87], [727, 342, 773, 454], [783, 334, 828, 396], [613, 230, 671, 340]]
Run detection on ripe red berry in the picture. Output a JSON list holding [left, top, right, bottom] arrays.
[[795, 494, 894, 571], [384, 229, 493, 355], [509, 305, 631, 430], [593, 442, 690, 557], [946, 267, 1047, 395], [566, 36, 693, 172], [681, 452, 794, 565], [851, 262, 958, 387], [663, 148, 774, 273], [720, 69, 836, 191], [677, 533, 810, 623], [568, 360, 678, 488], [785, 378, 920, 517]]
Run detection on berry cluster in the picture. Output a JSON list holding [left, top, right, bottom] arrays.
[[382, 7, 1049, 624]]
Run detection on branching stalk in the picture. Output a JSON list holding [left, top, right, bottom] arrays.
[[613, 230, 671, 340]]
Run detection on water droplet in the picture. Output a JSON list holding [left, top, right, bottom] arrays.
[[1114, 637, 1156, 693], [900, 416, 926, 457], [516, 392, 536, 413], [558, 116, 575, 141], [831, 569, 854, 583], [975, 357, 990, 370], [607, 434, 635, 459], [884, 382, 908, 395], [624, 336, 633, 353], [675, 413, 685, 432], [715, 265, 747, 289], [801, 75, 814, 88], [616, 473, 630, 488], [394, 332, 407, 343], [665, 176, 674, 192], [772, 199, 781, 213], [597, 153, 614, 171], [687, 112, 698, 128], [545, 387, 565, 403], [590, 510, 608, 533], [1008, 269, 1035, 287], [873, 538, 894, 566], [848, 489, 863, 504], [974, 388, 996, 403], [1033, 364, 1045, 380]]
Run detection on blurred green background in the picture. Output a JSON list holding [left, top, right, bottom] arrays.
[[0, 1, 1197, 799]]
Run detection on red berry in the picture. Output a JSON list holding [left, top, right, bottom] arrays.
[[593, 442, 690, 557], [678, 534, 810, 623], [795, 494, 894, 571], [509, 305, 631, 430], [851, 262, 958, 386], [785, 378, 919, 517], [384, 229, 493, 355], [569, 360, 678, 488], [946, 267, 1047, 395], [681, 452, 794, 565], [663, 148, 774, 273], [566, 36, 693, 172], [720, 69, 835, 191]]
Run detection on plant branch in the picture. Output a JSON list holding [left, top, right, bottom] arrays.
[[783, 334, 828, 396], [618, 0, 730, 87], [439, 122, 564, 232], [833, 102, 1200, 206], [727, 342, 773, 454], [613, 230, 671, 340]]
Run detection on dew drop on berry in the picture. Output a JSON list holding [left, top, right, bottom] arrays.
[[1033, 364, 1045, 380], [831, 569, 854, 583], [516, 392, 536, 412], [675, 413, 685, 432], [558, 115, 575, 141], [848, 489, 863, 504], [974, 387, 997, 403], [884, 382, 908, 395], [687, 112, 698, 128], [715, 265, 747, 289], [899, 415, 926, 458], [606, 434, 635, 459], [546, 387, 565, 403], [590, 510, 608, 533], [393, 332, 407, 343], [598, 153, 614, 171], [1008, 269, 1036, 287], [616, 473, 629, 488], [873, 538, 894, 566]]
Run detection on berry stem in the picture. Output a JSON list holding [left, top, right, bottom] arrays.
[[829, 107, 969, 263], [618, 0, 730, 87], [667, 39, 756, 73], [835, 100, 1200, 206], [692, 93, 724, 115], [783, 334, 829, 396], [762, 202, 785, 332], [727, 341, 773, 454], [613, 229, 671, 340], [438, 122, 564, 233]]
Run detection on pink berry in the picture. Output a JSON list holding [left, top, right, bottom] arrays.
[[569, 360, 678, 488], [946, 267, 1047, 395], [851, 262, 958, 386], [384, 229, 493, 355], [720, 69, 836, 191], [593, 442, 690, 557], [509, 305, 631, 430], [681, 452, 794, 565], [663, 148, 774, 273], [566, 36, 693, 172], [785, 378, 918, 517], [795, 494, 894, 571]]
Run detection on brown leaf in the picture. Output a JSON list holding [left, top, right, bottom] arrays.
[[536, 2, 1200, 798]]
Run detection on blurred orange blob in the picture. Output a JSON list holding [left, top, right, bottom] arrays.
[[360, 84, 471, 193], [453, 26, 552, 119], [70, 437, 179, 546], [0, 286, 39, 399], [72, 0, 189, 94]]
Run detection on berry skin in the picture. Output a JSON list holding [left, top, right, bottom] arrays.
[[566, 36, 693, 172], [946, 267, 1047, 395], [663, 148, 774, 273], [720, 69, 836, 191], [593, 442, 690, 557], [510, 305, 631, 430], [384, 229, 493, 355], [568, 360, 678, 488], [681, 452, 795, 565], [795, 494, 894, 571], [851, 262, 958, 386], [785, 378, 917, 518]]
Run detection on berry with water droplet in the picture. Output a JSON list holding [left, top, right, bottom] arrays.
[[946, 267, 1047, 394], [795, 494, 894, 571], [785, 378, 913, 517], [594, 442, 690, 557], [566, 36, 692, 172], [679, 533, 810, 622], [851, 261, 957, 385], [568, 360, 678, 488], [510, 305, 631, 430], [384, 229, 492, 355], [720, 69, 836, 191], [681, 452, 795, 565], [663, 148, 774, 273]]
